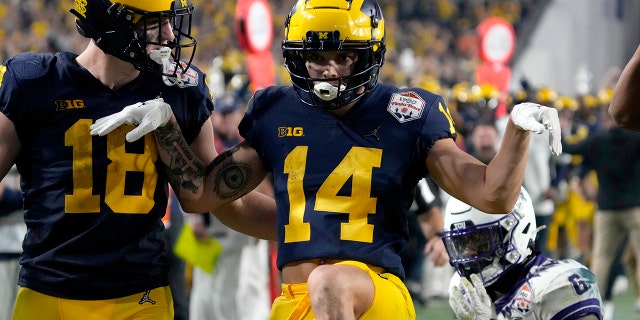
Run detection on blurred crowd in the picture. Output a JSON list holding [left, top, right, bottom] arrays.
[[1, 0, 542, 88], [2, 0, 634, 318]]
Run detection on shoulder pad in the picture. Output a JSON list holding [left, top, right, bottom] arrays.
[[5, 52, 54, 80]]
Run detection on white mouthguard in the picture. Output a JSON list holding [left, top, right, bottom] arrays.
[[313, 82, 346, 101]]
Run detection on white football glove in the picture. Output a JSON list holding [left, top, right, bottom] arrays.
[[510, 102, 562, 156], [90, 98, 171, 142], [449, 274, 498, 320]]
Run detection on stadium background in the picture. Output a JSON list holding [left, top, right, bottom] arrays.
[[3, 0, 639, 98]]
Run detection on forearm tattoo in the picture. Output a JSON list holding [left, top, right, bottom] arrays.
[[209, 145, 253, 201], [155, 122, 207, 196]]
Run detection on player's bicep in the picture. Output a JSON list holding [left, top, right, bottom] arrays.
[[426, 138, 487, 206]]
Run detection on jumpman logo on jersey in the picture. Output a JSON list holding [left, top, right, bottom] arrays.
[[139, 290, 156, 305], [365, 126, 382, 141]]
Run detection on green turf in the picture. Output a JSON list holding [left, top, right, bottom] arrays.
[[415, 284, 639, 319], [415, 297, 455, 319]]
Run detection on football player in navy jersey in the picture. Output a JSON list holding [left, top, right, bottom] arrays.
[[91, 0, 562, 319], [0, 0, 274, 319]]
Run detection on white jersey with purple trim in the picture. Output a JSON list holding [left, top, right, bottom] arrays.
[[450, 254, 602, 320]]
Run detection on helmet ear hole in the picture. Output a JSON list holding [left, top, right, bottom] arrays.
[[522, 222, 531, 234], [74, 18, 93, 39], [108, 3, 135, 23]]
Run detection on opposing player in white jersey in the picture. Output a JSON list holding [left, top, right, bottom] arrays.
[[442, 187, 602, 320]]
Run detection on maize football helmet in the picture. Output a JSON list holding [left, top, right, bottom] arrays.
[[282, 0, 386, 110], [441, 187, 537, 286], [70, 0, 196, 77]]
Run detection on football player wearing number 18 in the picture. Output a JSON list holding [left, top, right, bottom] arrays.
[[444, 187, 602, 319], [90, 0, 562, 319], [0, 0, 273, 319]]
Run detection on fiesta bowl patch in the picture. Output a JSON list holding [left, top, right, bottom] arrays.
[[511, 282, 533, 316], [167, 61, 199, 87], [387, 91, 425, 123]]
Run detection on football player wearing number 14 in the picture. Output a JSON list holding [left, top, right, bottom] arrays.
[[0, 0, 274, 320], [90, 0, 562, 319]]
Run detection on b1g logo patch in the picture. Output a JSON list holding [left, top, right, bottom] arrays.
[[387, 91, 425, 123]]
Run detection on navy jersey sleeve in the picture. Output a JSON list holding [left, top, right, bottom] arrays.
[[0, 56, 19, 118], [238, 86, 287, 170], [416, 91, 457, 162], [237, 90, 262, 147], [0, 53, 54, 136]]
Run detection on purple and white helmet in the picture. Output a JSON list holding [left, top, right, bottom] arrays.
[[441, 187, 537, 285]]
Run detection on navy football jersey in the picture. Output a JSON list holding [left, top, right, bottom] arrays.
[[0, 52, 213, 299], [239, 84, 456, 279]]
